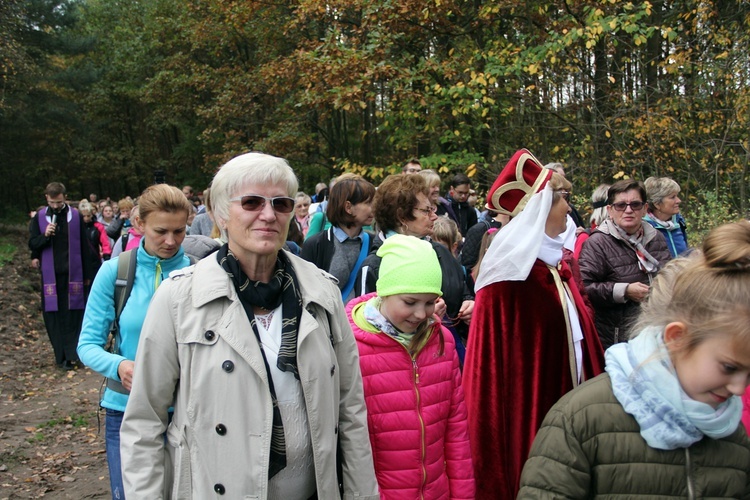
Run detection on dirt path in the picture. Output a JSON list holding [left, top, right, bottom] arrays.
[[0, 225, 108, 499]]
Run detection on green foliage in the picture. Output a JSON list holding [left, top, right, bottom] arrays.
[[682, 190, 742, 248], [2, 0, 750, 215]]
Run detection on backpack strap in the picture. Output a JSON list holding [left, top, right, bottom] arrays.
[[341, 232, 370, 300], [114, 249, 137, 325], [107, 249, 137, 395]]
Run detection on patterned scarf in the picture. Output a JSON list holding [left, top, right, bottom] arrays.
[[605, 327, 742, 450], [644, 212, 676, 231], [217, 244, 303, 478], [363, 296, 413, 347], [605, 219, 662, 274]]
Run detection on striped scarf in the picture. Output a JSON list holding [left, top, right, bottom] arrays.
[[217, 245, 302, 478]]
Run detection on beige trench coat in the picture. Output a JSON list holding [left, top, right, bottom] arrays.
[[120, 252, 379, 499]]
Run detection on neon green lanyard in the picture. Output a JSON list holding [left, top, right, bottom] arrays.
[[154, 261, 162, 291]]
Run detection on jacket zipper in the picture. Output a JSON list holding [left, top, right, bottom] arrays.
[[614, 327, 619, 345], [411, 355, 427, 500], [684, 448, 695, 500]]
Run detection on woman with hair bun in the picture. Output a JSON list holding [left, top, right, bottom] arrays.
[[78, 184, 193, 498], [519, 220, 750, 498]]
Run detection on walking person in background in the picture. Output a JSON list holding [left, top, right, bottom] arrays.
[[644, 176, 688, 257], [519, 221, 750, 498], [347, 234, 474, 499], [77, 184, 192, 499], [29, 182, 93, 370], [111, 205, 143, 258], [78, 200, 111, 280], [293, 191, 312, 239], [436, 173, 478, 237], [105, 198, 134, 241], [119, 152, 378, 499], [301, 174, 377, 302]]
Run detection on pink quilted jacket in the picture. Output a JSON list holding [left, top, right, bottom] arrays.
[[346, 293, 475, 500]]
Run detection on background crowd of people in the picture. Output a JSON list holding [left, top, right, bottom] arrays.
[[27, 149, 750, 499]]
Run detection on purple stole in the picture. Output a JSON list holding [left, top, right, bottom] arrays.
[[38, 207, 85, 312]]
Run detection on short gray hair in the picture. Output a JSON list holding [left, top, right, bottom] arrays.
[[211, 152, 298, 238], [295, 191, 311, 205], [644, 176, 680, 207]]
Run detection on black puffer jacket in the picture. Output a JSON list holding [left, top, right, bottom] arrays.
[[519, 373, 750, 499], [578, 221, 670, 349]]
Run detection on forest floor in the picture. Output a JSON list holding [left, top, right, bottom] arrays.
[[0, 224, 108, 499]]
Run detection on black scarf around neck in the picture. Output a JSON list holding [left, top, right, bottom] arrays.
[[217, 244, 303, 478]]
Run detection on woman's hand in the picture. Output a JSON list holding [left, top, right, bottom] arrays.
[[434, 297, 447, 319], [625, 282, 650, 303], [458, 300, 475, 323], [118, 360, 135, 391]]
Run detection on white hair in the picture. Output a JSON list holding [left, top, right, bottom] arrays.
[[211, 152, 298, 239]]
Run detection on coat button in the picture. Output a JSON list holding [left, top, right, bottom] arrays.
[[222, 360, 234, 372], [215, 423, 226, 436], [204, 330, 215, 341], [214, 483, 225, 494]]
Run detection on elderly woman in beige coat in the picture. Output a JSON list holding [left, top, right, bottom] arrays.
[[120, 153, 379, 499]]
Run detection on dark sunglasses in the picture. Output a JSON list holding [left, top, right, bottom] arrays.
[[229, 194, 295, 214], [610, 201, 644, 212], [556, 190, 570, 202]]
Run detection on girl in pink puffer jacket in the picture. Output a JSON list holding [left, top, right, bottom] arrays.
[[346, 234, 474, 500]]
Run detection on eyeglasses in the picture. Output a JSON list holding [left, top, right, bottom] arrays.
[[415, 206, 437, 215], [230, 195, 296, 214], [610, 201, 645, 212], [556, 190, 570, 202]]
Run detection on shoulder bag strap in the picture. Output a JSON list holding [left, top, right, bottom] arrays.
[[341, 232, 370, 299]]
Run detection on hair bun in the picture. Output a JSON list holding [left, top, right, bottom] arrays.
[[702, 220, 750, 272]]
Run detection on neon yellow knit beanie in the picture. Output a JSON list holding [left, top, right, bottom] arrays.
[[376, 234, 443, 297]]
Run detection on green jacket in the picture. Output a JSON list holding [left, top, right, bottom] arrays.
[[518, 373, 750, 499]]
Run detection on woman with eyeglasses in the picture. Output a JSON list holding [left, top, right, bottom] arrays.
[[578, 179, 671, 349], [354, 173, 474, 342], [300, 173, 377, 302], [119, 152, 379, 499], [462, 149, 604, 499]]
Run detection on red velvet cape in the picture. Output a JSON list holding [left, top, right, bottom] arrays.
[[462, 258, 604, 499]]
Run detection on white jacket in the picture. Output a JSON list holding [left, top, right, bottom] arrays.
[[120, 252, 379, 499]]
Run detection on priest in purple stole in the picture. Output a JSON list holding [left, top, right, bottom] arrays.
[[29, 182, 93, 369]]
